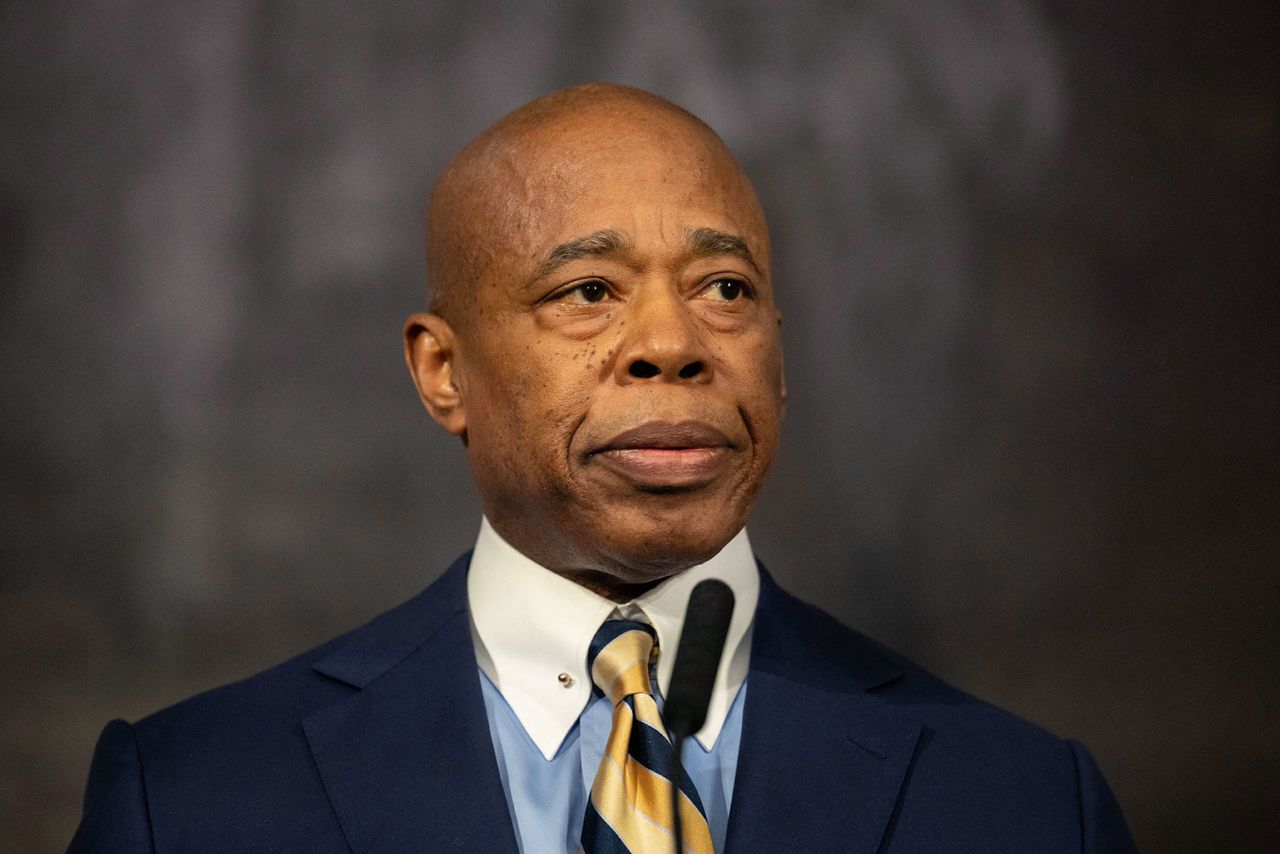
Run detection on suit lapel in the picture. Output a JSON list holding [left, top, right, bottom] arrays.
[[302, 556, 519, 853], [725, 570, 922, 854], [298, 555, 918, 853]]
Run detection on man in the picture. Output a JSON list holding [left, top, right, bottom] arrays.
[[71, 84, 1137, 852]]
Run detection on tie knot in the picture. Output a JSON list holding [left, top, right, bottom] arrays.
[[587, 619, 657, 704]]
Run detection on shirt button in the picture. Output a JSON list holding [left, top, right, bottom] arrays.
[[557, 672, 575, 688]]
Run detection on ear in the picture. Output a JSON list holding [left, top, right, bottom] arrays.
[[403, 312, 467, 437]]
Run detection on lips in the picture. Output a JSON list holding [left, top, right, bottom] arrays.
[[596, 420, 733, 452], [589, 420, 735, 490]]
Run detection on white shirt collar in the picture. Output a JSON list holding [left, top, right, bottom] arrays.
[[467, 517, 759, 760]]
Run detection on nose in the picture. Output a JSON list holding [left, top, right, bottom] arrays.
[[613, 284, 712, 385]]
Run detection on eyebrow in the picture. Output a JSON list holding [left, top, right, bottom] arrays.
[[533, 229, 630, 281], [530, 225, 761, 282], [685, 227, 761, 275]]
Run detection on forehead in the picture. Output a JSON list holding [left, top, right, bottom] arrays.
[[493, 113, 768, 264]]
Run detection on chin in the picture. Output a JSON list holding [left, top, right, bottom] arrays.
[[589, 511, 741, 581]]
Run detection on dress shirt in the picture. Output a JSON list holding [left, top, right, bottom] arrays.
[[468, 518, 759, 854]]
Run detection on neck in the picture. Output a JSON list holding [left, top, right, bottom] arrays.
[[480, 515, 701, 602], [554, 567, 671, 603]]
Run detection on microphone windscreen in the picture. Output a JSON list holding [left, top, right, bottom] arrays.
[[664, 579, 735, 739]]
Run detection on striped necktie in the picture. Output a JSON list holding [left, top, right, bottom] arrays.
[[580, 619, 714, 854]]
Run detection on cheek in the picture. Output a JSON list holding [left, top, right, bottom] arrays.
[[470, 344, 598, 455], [719, 330, 784, 397], [568, 338, 614, 373], [754, 329, 786, 396], [543, 361, 600, 451], [725, 333, 786, 443]]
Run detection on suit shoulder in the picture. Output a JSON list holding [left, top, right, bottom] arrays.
[[132, 554, 470, 740], [755, 575, 1136, 850], [82, 557, 473, 851], [132, 634, 346, 739], [759, 574, 1068, 749]]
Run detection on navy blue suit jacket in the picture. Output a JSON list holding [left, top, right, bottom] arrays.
[[70, 555, 1137, 852]]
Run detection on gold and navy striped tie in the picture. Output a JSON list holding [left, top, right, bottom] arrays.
[[580, 619, 714, 854]]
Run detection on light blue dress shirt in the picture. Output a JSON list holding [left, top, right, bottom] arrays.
[[467, 519, 758, 853], [479, 670, 746, 854]]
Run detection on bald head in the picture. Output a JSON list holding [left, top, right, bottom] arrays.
[[425, 83, 768, 325], [405, 83, 784, 590]]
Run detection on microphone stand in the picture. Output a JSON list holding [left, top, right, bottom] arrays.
[[671, 734, 685, 854], [664, 579, 735, 854]]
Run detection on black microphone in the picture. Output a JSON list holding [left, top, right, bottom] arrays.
[[665, 578, 735, 853], [665, 579, 736, 738]]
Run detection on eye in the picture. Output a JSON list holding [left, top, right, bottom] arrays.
[[558, 280, 610, 304], [704, 278, 750, 301]]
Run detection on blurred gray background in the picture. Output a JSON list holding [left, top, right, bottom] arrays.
[[2, 1, 1276, 851]]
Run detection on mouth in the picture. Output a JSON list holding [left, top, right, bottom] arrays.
[[588, 420, 735, 491]]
